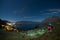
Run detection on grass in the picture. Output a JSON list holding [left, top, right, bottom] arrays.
[[0, 28, 47, 40], [37, 22, 60, 40]]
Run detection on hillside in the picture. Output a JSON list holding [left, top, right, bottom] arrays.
[[34, 21, 60, 40], [41, 16, 60, 23], [36, 16, 60, 40], [0, 19, 11, 29]]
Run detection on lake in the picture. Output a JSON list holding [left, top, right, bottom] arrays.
[[14, 23, 45, 31]]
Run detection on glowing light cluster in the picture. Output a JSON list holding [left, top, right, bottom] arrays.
[[25, 29, 46, 38], [6, 22, 15, 26]]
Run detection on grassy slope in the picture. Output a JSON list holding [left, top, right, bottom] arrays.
[[35, 22, 60, 40], [0, 28, 46, 40], [0, 30, 25, 40]]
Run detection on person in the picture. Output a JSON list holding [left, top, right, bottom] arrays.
[[47, 23, 53, 32]]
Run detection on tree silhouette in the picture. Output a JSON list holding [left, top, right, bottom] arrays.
[[35, 24, 39, 29]]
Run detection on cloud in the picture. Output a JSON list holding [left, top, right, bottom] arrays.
[[23, 17, 32, 18], [40, 9, 60, 15], [23, 16, 38, 19], [48, 9, 60, 14], [48, 9, 60, 13], [48, 9, 60, 12], [51, 12, 58, 14]]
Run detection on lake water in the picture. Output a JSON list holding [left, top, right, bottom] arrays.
[[14, 24, 45, 31]]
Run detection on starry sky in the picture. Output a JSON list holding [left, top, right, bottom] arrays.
[[0, 0, 60, 22]]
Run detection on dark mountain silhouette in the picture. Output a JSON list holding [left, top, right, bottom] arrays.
[[0, 19, 10, 25], [15, 21, 40, 24], [41, 16, 60, 23], [0, 19, 10, 29]]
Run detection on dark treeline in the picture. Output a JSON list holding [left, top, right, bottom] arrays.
[[0, 19, 9, 29]]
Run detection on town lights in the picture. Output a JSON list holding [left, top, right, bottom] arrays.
[[6, 22, 15, 26], [7, 23, 12, 26]]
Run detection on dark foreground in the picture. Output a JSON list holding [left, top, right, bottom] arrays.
[[0, 22, 60, 40]]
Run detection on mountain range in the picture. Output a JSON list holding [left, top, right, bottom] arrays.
[[41, 16, 60, 23]]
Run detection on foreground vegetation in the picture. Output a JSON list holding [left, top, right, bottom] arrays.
[[0, 28, 46, 40], [0, 22, 60, 40]]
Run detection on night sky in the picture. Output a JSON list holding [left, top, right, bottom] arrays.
[[0, 0, 60, 22]]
